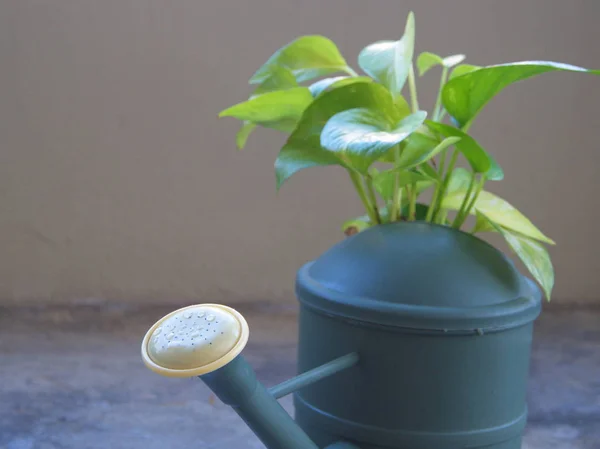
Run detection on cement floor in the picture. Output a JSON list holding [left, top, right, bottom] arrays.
[[0, 302, 599, 449]]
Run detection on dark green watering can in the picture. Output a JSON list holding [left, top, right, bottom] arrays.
[[142, 222, 541, 449]]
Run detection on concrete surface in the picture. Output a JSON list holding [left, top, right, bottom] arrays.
[[0, 302, 599, 449]]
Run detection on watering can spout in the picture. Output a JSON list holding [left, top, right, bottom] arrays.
[[141, 304, 360, 449]]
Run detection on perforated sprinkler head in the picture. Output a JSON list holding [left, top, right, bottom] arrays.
[[140, 303, 360, 449], [141, 304, 249, 378]]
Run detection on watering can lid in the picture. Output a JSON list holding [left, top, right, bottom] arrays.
[[296, 222, 542, 332]]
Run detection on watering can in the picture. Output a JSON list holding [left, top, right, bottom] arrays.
[[141, 223, 542, 449]]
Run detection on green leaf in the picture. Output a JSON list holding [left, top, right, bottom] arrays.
[[502, 229, 554, 301], [413, 180, 436, 197], [417, 52, 443, 76], [397, 135, 461, 170], [236, 122, 256, 150], [472, 210, 497, 233], [308, 76, 373, 97], [383, 129, 439, 164], [448, 64, 481, 80], [342, 217, 372, 236], [250, 36, 351, 84], [275, 144, 343, 190], [358, 12, 415, 100], [321, 108, 427, 173], [443, 61, 600, 128], [219, 88, 313, 132], [309, 76, 346, 96], [391, 178, 436, 202], [442, 54, 466, 68], [447, 167, 473, 194], [252, 66, 298, 96], [378, 133, 433, 164], [426, 121, 503, 180], [287, 81, 396, 145], [480, 213, 554, 300], [373, 169, 433, 202], [380, 164, 439, 200], [275, 81, 396, 189], [417, 162, 441, 181], [371, 170, 393, 201], [229, 67, 300, 148], [442, 190, 555, 244], [413, 167, 438, 182], [417, 52, 465, 76]]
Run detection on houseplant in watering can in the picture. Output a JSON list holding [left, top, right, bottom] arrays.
[[141, 12, 600, 449]]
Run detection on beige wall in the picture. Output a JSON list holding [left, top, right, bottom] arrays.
[[0, 0, 599, 304]]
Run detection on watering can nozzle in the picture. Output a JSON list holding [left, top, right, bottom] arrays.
[[141, 304, 360, 449], [141, 304, 249, 378]]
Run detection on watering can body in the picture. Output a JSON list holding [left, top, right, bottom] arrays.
[[142, 222, 541, 449], [294, 222, 541, 449]]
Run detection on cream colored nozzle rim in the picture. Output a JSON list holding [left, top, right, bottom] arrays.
[[141, 304, 249, 378]]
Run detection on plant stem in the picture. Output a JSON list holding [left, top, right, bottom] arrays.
[[433, 67, 449, 121], [390, 145, 401, 221], [432, 149, 459, 223], [455, 175, 486, 228], [390, 179, 400, 221], [407, 64, 419, 113], [389, 181, 404, 221], [462, 119, 474, 134], [348, 170, 379, 224], [409, 183, 417, 220], [437, 209, 449, 225], [425, 150, 448, 222], [426, 186, 439, 222], [345, 66, 359, 77], [428, 119, 474, 224], [396, 188, 403, 220], [437, 150, 448, 178], [405, 63, 422, 222], [452, 173, 477, 229], [365, 176, 382, 224]]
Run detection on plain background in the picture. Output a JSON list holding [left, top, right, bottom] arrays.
[[0, 0, 598, 304]]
